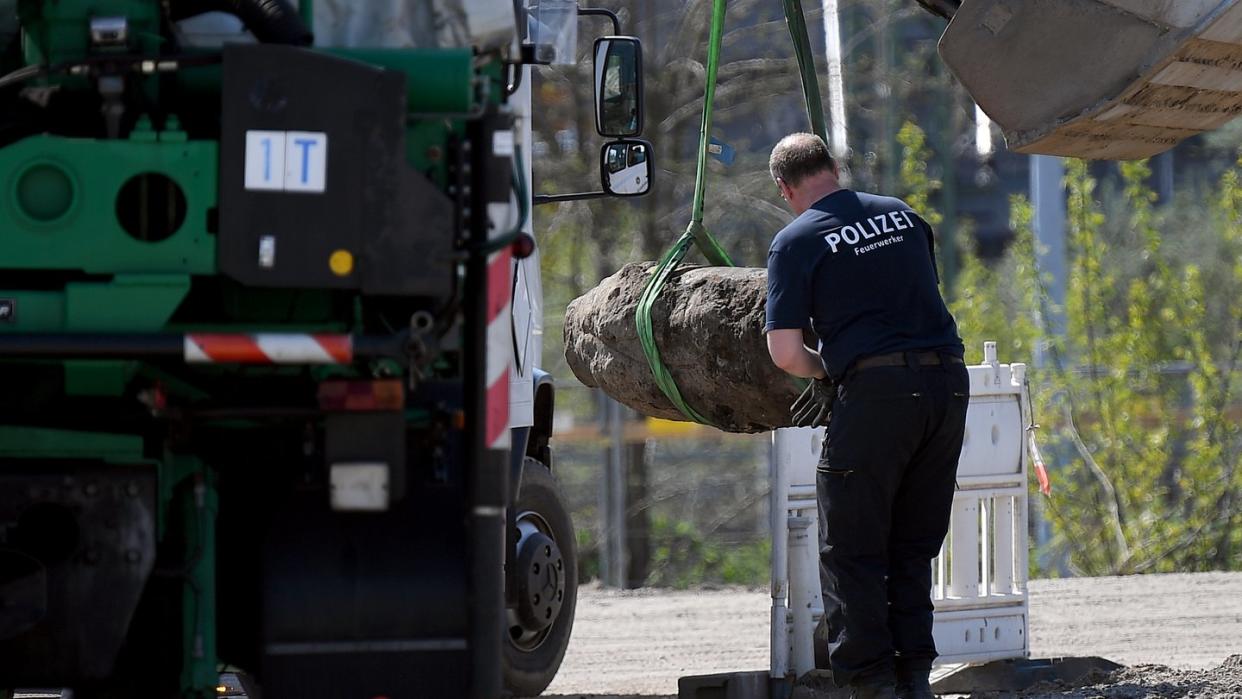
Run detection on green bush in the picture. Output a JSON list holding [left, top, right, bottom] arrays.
[[1031, 158, 1242, 575], [897, 120, 1242, 576], [646, 515, 771, 589]]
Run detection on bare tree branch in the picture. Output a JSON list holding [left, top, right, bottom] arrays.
[[1060, 399, 1132, 569]]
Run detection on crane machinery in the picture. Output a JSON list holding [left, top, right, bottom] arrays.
[[0, 1, 652, 697], [4, 0, 1240, 698]]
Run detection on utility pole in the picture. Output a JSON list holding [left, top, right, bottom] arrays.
[[1028, 154, 1067, 566], [1154, 150, 1174, 205], [625, 438, 650, 587], [821, 0, 848, 159], [935, 58, 958, 292], [1030, 155, 1067, 345], [879, 2, 897, 192]]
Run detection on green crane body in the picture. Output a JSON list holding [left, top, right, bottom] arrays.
[[0, 2, 534, 697]]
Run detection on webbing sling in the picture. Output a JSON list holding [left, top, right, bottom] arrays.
[[782, 0, 829, 144], [634, 0, 826, 426]]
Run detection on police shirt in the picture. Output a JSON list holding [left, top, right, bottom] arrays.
[[765, 189, 964, 379]]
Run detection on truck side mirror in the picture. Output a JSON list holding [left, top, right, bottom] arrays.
[[600, 139, 652, 197], [593, 37, 644, 138]]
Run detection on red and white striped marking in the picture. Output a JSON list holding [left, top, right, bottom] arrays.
[[484, 246, 513, 450], [185, 333, 352, 364]]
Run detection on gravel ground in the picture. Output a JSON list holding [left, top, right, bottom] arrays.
[[543, 572, 1242, 698]]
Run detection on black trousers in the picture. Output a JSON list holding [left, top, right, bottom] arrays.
[[816, 358, 969, 687]]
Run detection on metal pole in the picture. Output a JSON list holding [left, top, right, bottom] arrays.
[[1028, 154, 1066, 559], [788, 514, 817, 677], [596, 392, 610, 587], [821, 0, 849, 158], [880, 3, 897, 192], [936, 60, 959, 292], [1030, 155, 1067, 350], [599, 396, 627, 588], [1155, 150, 1174, 205], [769, 431, 791, 683]]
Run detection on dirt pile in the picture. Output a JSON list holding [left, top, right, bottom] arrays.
[[986, 655, 1242, 698]]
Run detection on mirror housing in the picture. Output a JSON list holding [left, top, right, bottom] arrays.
[[600, 139, 652, 197], [593, 37, 644, 138]]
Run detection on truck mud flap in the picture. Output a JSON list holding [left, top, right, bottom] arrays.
[[0, 462, 156, 686], [255, 485, 474, 697]]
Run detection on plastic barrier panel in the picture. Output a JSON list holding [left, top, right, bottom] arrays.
[[771, 343, 1029, 680]]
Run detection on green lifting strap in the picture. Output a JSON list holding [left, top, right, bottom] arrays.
[[634, 0, 826, 427], [781, 0, 829, 144], [634, 0, 732, 427], [685, 0, 736, 268]]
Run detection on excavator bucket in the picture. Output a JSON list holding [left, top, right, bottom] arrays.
[[940, 1, 1242, 159]]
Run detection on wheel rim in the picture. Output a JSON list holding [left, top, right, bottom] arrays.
[[506, 509, 566, 652]]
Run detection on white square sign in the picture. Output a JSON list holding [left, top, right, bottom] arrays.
[[283, 131, 328, 192], [244, 129, 328, 193], [244, 130, 285, 191]]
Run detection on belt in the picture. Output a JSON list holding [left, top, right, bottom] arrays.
[[851, 350, 965, 373]]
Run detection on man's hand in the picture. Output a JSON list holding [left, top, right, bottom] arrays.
[[790, 377, 836, 428]]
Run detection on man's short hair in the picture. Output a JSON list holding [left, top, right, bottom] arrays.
[[769, 133, 836, 187]]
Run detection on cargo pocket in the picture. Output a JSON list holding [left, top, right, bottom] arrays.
[[950, 390, 970, 418], [816, 464, 854, 477]]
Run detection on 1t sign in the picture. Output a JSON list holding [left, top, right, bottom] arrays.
[[283, 131, 327, 192], [244, 130, 328, 193]]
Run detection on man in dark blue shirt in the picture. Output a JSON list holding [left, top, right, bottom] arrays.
[[765, 133, 969, 699]]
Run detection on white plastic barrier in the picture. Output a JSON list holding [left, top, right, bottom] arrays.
[[771, 343, 1029, 680]]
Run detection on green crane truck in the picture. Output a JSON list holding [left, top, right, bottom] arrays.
[[0, 1, 651, 696]]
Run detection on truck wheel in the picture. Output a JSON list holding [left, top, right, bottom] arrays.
[[503, 458, 577, 697]]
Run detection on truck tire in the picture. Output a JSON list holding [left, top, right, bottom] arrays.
[[503, 458, 577, 697]]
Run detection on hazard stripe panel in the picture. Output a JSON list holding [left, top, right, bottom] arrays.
[[185, 334, 353, 364], [485, 368, 511, 450], [487, 248, 512, 324], [484, 248, 513, 450]]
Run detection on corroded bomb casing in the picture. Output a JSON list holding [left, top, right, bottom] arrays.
[[564, 262, 803, 433]]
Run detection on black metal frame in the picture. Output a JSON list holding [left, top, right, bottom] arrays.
[[577, 7, 620, 35], [463, 110, 512, 699], [533, 190, 607, 205], [532, 6, 649, 206]]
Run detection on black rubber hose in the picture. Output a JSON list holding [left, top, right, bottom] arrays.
[[170, 0, 312, 46], [513, 0, 526, 42]]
